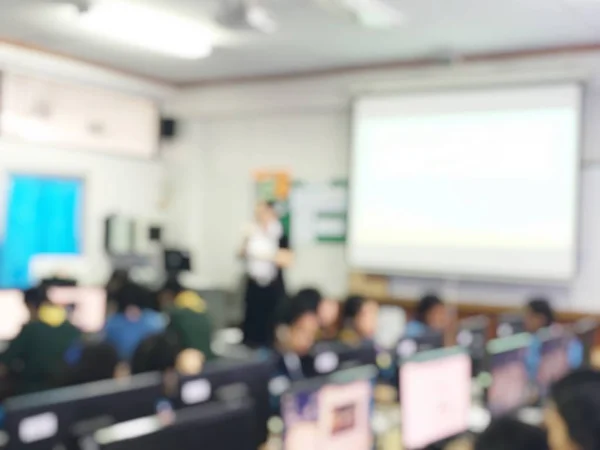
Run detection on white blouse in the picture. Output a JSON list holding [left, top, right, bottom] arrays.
[[245, 220, 283, 286]]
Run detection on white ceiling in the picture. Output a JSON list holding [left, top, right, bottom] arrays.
[[0, 0, 599, 84]]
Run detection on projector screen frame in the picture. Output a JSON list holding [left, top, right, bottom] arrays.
[[346, 81, 586, 284]]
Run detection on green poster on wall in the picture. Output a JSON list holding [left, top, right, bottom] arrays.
[[290, 179, 348, 245]]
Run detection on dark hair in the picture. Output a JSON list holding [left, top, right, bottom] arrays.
[[115, 282, 152, 313], [277, 295, 317, 327], [474, 417, 548, 450], [63, 342, 120, 387], [527, 298, 555, 327], [160, 277, 184, 297], [131, 333, 181, 375], [106, 269, 129, 286], [343, 295, 366, 321], [23, 285, 48, 309], [550, 369, 600, 450], [415, 293, 443, 324], [295, 288, 323, 312]]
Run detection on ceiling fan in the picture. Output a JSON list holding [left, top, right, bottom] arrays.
[[217, 0, 279, 33], [313, 0, 406, 28]]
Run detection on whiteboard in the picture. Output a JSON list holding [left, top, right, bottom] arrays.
[[388, 166, 600, 313]]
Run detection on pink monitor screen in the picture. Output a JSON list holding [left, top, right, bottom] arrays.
[[401, 351, 471, 450], [0, 290, 29, 341], [48, 287, 106, 333], [283, 380, 373, 450]]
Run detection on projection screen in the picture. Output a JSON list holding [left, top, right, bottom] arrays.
[[348, 84, 582, 281]]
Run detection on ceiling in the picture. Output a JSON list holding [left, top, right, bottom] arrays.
[[0, 0, 599, 85]]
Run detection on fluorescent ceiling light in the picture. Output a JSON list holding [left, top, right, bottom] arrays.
[[79, 1, 213, 59]]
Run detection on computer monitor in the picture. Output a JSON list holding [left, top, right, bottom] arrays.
[[457, 315, 490, 376], [171, 356, 273, 447], [395, 330, 444, 362], [303, 341, 377, 378], [573, 318, 599, 367], [485, 333, 531, 417], [496, 313, 526, 338], [282, 365, 376, 450], [47, 287, 107, 333], [400, 347, 471, 450], [89, 399, 256, 450], [163, 249, 192, 273], [3, 372, 163, 450], [537, 328, 571, 397]]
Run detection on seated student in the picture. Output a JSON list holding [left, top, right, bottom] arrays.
[[524, 298, 584, 380], [404, 293, 448, 338], [295, 287, 340, 341], [261, 299, 319, 415], [129, 333, 204, 420], [103, 283, 166, 361], [131, 333, 204, 377], [269, 297, 320, 380], [157, 279, 215, 362], [338, 295, 379, 344], [61, 341, 129, 387], [475, 417, 549, 450], [0, 285, 81, 394], [545, 369, 600, 450]]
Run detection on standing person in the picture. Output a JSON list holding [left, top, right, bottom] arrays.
[[240, 201, 293, 348]]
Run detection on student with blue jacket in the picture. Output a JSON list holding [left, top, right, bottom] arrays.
[[524, 298, 583, 380], [103, 283, 166, 361], [404, 293, 449, 338]]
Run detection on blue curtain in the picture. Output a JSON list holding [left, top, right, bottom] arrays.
[[0, 175, 83, 288]]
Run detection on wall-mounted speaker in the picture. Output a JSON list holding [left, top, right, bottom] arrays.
[[160, 118, 177, 139]]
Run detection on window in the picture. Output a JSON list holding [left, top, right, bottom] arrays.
[[0, 175, 83, 288]]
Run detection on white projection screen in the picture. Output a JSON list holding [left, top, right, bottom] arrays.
[[349, 84, 582, 281]]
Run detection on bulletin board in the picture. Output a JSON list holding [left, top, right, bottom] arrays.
[[290, 179, 348, 246]]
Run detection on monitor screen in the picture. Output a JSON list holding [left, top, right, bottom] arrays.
[[457, 316, 490, 376], [396, 331, 444, 362], [282, 369, 374, 450], [92, 400, 256, 450], [487, 341, 529, 416], [47, 287, 106, 333], [175, 356, 273, 448], [0, 290, 29, 341], [574, 319, 599, 366], [4, 373, 163, 449], [497, 314, 526, 338], [400, 349, 471, 450], [538, 333, 570, 395], [306, 341, 377, 377]]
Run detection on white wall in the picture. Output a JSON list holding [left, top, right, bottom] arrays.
[[0, 139, 166, 284], [161, 114, 349, 297], [166, 50, 600, 311], [0, 44, 174, 285]]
